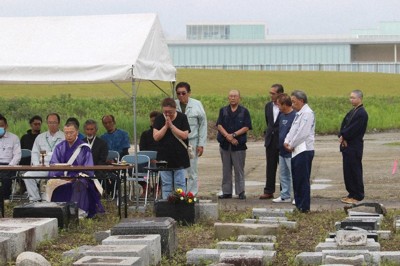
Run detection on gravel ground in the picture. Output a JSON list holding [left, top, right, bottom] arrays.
[[196, 131, 400, 211]]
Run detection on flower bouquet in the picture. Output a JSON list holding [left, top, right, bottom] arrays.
[[167, 188, 197, 204], [154, 188, 199, 225]]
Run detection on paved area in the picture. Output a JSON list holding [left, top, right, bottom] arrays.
[[196, 131, 400, 211]]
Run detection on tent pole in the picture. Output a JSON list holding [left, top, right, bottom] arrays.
[[131, 74, 140, 211]]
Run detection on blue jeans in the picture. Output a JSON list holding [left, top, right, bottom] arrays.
[[160, 169, 186, 199], [279, 155, 292, 199]]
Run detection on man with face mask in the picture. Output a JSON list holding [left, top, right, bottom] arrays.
[[0, 115, 22, 201]]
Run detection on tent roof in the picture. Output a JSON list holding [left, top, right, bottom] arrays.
[[0, 13, 176, 83]]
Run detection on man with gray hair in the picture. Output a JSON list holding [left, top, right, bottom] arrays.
[[339, 90, 368, 204], [284, 90, 315, 213]]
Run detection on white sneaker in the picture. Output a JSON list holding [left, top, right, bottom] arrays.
[[272, 197, 291, 203], [292, 199, 296, 205]]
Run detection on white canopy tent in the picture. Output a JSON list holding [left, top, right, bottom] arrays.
[[0, 13, 176, 82], [0, 13, 176, 211]]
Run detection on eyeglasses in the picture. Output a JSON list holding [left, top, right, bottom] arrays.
[[177, 92, 187, 96], [47, 121, 59, 125]]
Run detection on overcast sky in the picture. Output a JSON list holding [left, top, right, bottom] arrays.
[[2, 0, 400, 39]]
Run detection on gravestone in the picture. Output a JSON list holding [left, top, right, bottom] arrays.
[[111, 217, 177, 257], [13, 202, 78, 229], [335, 230, 368, 246]]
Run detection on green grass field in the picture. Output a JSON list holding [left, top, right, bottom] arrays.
[[1, 69, 399, 139]]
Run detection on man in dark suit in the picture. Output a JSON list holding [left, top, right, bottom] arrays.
[[339, 90, 368, 204], [260, 84, 284, 199], [83, 119, 108, 178]]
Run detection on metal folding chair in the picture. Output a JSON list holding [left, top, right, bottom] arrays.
[[11, 149, 31, 202], [121, 154, 151, 206], [137, 150, 158, 198]]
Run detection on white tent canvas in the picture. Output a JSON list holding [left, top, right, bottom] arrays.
[[0, 13, 176, 83]]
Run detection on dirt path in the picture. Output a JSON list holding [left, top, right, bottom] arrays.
[[197, 131, 400, 211]]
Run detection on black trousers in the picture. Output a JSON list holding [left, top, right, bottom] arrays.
[[0, 162, 15, 200], [342, 147, 364, 201], [264, 146, 279, 194]]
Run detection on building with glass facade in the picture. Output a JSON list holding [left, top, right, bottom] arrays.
[[168, 22, 400, 73]]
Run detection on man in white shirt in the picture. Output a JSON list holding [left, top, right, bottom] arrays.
[[23, 113, 65, 202], [0, 115, 21, 200], [284, 90, 315, 213]]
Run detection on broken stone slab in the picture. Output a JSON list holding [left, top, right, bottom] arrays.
[[197, 202, 218, 220], [243, 219, 297, 229], [15, 251, 51, 266], [348, 211, 383, 218], [102, 235, 161, 266], [376, 230, 391, 240], [335, 230, 368, 246], [72, 256, 142, 266], [94, 230, 111, 244], [186, 249, 275, 266], [214, 223, 278, 240], [252, 208, 293, 219], [258, 216, 288, 222], [315, 239, 380, 252], [219, 250, 273, 266], [376, 251, 400, 265], [338, 218, 378, 231], [0, 218, 58, 244], [295, 252, 323, 265], [237, 235, 276, 243], [321, 250, 373, 265], [324, 254, 365, 266], [0, 225, 36, 260], [62, 245, 95, 261], [329, 230, 378, 242], [343, 202, 386, 215], [84, 245, 149, 266], [111, 217, 176, 258], [216, 241, 274, 250]]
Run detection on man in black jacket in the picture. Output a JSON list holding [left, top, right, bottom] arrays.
[[83, 119, 108, 177], [260, 84, 284, 200], [20, 115, 42, 165], [339, 90, 368, 204]]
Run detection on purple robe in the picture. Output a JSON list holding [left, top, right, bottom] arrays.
[[49, 138, 104, 218]]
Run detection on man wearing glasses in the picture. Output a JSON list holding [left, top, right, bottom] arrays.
[[175, 82, 207, 196], [23, 113, 65, 202]]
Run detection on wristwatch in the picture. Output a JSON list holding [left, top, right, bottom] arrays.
[[232, 133, 237, 138]]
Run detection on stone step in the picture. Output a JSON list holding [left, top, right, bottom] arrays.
[[214, 222, 278, 239], [72, 256, 142, 266], [252, 208, 293, 219], [186, 249, 275, 266], [102, 235, 161, 266], [216, 241, 274, 250]]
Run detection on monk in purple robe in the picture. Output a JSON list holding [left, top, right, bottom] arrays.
[[47, 122, 104, 218]]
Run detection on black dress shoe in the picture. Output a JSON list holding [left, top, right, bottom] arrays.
[[238, 192, 246, 200], [218, 194, 232, 199]]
